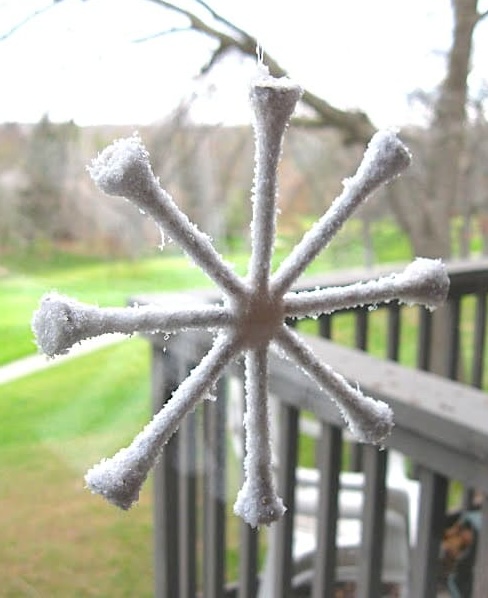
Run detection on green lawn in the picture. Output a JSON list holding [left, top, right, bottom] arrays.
[[0, 339, 155, 597], [0, 219, 412, 367], [0, 251, 216, 366], [0, 219, 416, 595]]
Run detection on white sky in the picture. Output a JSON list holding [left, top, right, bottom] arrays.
[[1, 0, 488, 128]]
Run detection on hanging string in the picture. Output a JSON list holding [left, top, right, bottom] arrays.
[[255, 42, 268, 77], [256, 42, 264, 66]]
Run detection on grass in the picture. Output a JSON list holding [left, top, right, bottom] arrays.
[[1, 217, 476, 594], [1, 226, 408, 594], [0, 218, 412, 366], [0, 251, 214, 366], [0, 338, 155, 597]]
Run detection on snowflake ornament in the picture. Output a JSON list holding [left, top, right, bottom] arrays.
[[32, 70, 449, 528]]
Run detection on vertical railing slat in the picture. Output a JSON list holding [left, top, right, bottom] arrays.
[[238, 524, 259, 598], [355, 309, 368, 351], [203, 376, 227, 598], [319, 313, 333, 339], [446, 297, 461, 380], [417, 307, 432, 371], [356, 446, 388, 598], [270, 403, 299, 598], [473, 495, 488, 598], [411, 468, 448, 598], [387, 303, 401, 362], [178, 409, 197, 598], [350, 310, 369, 472], [472, 292, 487, 388], [152, 346, 181, 598], [312, 424, 342, 598]]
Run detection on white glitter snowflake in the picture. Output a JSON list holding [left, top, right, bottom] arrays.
[[32, 70, 449, 528]]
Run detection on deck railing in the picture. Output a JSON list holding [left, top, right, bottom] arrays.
[[144, 259, 488, 598]]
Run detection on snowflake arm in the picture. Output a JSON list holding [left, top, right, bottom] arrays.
[[233, 346, 285, 527], [271, 130, 412, 298], [32, 71, 450, 528], [88, 135, 247, 299], [247, 71, 303, 291], [85, 331, 241, 509], [33, 292, 233, 357], [283, 258, 449, 319], [274, 325, 393, 444]]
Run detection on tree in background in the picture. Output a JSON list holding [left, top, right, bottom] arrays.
[[19, 114, 78, 246], [2, 0, 487, 260], [0, 122, 26, 250], [458, 90, 488, 257], [384, 0, 487, 259], [140, 0, 486, 261]]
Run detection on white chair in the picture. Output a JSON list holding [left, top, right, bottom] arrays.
[[226, 375, 420, 595]]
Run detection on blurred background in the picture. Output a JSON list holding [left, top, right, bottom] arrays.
[[1, 1, 488, 596], [1, 0, 488, 263]]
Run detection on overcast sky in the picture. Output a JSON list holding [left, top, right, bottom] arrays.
[[1, 0, 488, 128]]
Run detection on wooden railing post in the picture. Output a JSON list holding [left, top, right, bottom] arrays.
[[151, 343, 182, 598], [238, 524, 259, 598], [411, 468, 448, 598], [268, 404, 299, 598], [356, 446, 388, 598], [312, 424, 342, 598], [178, 397, 198, 598], [203, 376, 228, 598]]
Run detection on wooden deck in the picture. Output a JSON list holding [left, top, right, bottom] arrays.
[[140, 259, 488, 597]]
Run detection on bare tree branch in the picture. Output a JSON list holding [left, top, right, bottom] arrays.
[[144, 0, 245, 46], [477, 8, 488, 21], [199, 40, 231, 75], [0, 0, 375, 143], [132, 26, 192, 44], [192, 0, 254, 43], [0, 1, 59, 42], [143, 0, 376, 144]]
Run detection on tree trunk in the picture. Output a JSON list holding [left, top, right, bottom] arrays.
[[420, 0, 478, 375], [425, 0, 478, 259]]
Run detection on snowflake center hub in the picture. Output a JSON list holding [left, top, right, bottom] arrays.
[[237, 292, 284, 347]]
